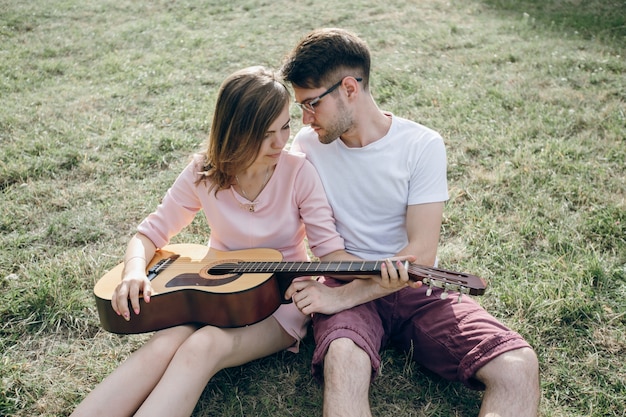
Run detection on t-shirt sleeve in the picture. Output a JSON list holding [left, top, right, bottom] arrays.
[[408, 136, 449, 205]]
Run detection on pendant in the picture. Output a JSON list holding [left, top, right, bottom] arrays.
[[239, 202, 256, 212], [231, 187, 258, 213]]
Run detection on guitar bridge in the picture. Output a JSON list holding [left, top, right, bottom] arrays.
[[146, 254, 180, 281]]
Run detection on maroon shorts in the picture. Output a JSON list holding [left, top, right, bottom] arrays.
[[311, 280, 531, 390]]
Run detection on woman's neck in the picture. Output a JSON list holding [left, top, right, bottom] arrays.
[[234, 164, 274, 202]]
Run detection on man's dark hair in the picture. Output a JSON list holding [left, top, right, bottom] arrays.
[[280, 28, 371, 89]]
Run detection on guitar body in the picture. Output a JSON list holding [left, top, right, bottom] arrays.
[[94, 244, 284, 334]]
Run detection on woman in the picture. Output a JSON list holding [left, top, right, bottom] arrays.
[[71, 66, 357, 417]]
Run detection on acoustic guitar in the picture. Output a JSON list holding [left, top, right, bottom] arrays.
[[94, 243, 487, 334]]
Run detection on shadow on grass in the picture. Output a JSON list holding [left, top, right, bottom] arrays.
[[194, 335, 482, 416], [481, 0, 626, 48]]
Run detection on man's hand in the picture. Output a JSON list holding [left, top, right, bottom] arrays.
[[285, 255, 422, 316], [376, 256, 422, 290]]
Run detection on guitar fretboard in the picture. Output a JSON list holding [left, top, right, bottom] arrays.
[[213, 260, 383, 275], [204, 258, 486, 295]]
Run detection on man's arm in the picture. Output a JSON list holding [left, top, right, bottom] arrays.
[[395, 201, 443, 267], [287, 202, 444, 315]]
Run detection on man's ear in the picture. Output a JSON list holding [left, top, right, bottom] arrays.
[[343, 76, 360, 97]]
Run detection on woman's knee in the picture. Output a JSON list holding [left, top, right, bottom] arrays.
[[176, 325, 230, 360], [143, 325, 197, 359]]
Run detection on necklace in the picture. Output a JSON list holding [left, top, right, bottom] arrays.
[[234, 166, 271, 212]]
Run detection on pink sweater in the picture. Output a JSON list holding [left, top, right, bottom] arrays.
[[137, 150, 344, 348]]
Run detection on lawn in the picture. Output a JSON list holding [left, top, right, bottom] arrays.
[[1, 0, 624, 416]]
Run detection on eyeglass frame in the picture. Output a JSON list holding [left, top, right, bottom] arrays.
[[295, 77, 363, 114]]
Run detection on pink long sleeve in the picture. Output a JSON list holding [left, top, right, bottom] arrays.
[[137, 151, 344, 262]]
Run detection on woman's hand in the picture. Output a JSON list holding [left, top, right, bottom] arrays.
[[111, 271, 153, 321], [112, 233, 157, 320], [286, 277, 352, 315]]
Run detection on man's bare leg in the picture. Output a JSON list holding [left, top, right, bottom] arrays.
[[476, 347, 540, 417], [323, 338, 373, 417]]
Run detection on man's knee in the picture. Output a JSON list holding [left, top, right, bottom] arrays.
[[326, 338, 369, 365], [505, 347, 539, 377], [478, 347, 539, 386], [324, 338, 372, 385]]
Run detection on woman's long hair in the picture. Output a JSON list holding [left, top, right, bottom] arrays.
[[197, 66, 290, 193]]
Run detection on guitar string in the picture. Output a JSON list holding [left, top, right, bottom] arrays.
[[141, 263, 481, 294], [145, 254, 479, 286], [149, 262, 470, 283]]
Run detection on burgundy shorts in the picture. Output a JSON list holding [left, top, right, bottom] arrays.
[[311, 280, 531, 390]]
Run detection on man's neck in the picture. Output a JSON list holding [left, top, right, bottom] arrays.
[[340, 108, 392, 148]]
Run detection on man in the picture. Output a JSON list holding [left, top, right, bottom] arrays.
[[282, 28, 540, 417]]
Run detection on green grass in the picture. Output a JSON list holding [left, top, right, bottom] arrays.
[[1, 0, 624, 416]]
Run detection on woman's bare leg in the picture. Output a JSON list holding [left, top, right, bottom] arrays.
[[134, 316, 295, 417], [71, 325, 196, 417]]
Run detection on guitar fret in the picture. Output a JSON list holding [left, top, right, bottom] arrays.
[[232, 260, 385, 275], [220, 260, 485, 296]]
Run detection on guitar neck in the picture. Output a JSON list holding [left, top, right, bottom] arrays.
[[208, 259, 486, 296], [220, 260, 384, 278]]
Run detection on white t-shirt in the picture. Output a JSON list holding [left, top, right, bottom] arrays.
[[291, 114, 449, 260]]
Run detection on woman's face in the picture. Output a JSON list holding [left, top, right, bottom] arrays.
[[250, 103, 291, 167]]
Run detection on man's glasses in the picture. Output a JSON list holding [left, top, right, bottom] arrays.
[[295, 77, 363, 114]]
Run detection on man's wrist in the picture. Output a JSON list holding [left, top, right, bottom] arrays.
[[342, 278, 395, 308]]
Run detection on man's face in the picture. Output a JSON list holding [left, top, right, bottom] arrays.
[[293, 85, 353, 145]]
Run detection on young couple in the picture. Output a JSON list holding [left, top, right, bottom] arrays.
[[72, 28, 540, 417]]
